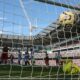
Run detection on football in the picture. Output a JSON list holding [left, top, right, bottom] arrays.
[[59, 11, 75, 27]]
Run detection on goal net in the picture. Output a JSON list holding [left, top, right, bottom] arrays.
[[0, 0, 80, 80]]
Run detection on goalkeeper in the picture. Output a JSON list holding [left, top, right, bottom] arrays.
[[63, 59, 80, 74]]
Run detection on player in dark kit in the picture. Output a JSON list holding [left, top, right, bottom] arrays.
[[24, 49, 30, 65], [45, 53, 49, 66], [10, 54, 14, 64], [1, 45, 9, 64], [55, 51, 62, 66]]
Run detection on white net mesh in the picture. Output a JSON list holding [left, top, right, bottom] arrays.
[[0, 0, 80, 80]]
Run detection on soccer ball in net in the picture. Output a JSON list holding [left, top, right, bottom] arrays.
[[59, 11, 75, 27]]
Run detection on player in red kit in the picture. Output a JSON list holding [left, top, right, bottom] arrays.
[[45, 53, 49, 66], [1, 45, 9, 64]]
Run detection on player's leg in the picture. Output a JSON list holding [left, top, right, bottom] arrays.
[[31, 55, 34, 65], [25, 61, 27, 65], [4, 53, 7, 64], [1, 53, 4, 63], [5, 53, 8, 64], [18, 60, 20, 64], [56, 59, 59, 66], [11, 59, 13, 64], [27, 60, 30, 65]]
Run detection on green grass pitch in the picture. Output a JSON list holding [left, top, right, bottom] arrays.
[[0, 64, 79, 80]]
